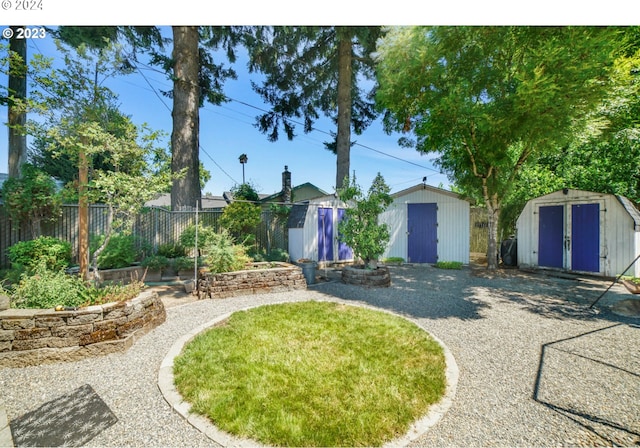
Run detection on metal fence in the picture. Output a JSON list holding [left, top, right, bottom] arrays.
[[0, 204, 288, 269]]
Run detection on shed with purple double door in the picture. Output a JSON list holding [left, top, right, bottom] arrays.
[[378, 184, 470, 264], [287, 195, 354, 265], [516, 189, 640, 277]]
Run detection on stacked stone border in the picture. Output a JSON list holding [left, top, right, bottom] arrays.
[[342, 265, 391, 287], [0, 290, 166, 368], [198, 262, 307, 299]]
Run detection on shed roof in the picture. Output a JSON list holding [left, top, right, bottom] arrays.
[[287, 203, 309, 228], [391, 183, 466, 200], [616, 195, 640, 232]]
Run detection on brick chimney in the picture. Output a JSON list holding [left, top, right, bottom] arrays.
[[282, 165, 292, 204]]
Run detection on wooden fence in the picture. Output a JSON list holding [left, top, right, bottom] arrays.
[[470, 206, 489, 254], [0, 204, 288, 269]]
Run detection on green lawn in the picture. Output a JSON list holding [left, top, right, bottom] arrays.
[[173, 301, 446, 447]]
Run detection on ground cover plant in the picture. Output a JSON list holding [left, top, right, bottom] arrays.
[[435, 261, 463, 270], [173, 301, 447, 447], [8, 262, 145, 309]]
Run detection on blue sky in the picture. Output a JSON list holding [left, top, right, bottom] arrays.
[[0, 26, 449, 197], [1, 6, 636, 196]]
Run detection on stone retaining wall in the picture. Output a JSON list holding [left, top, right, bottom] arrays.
[[342, 265, 391, 287], [0, 290, 166, 368], [198, 262, 307, 299]]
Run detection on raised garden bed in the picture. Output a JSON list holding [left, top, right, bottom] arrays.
[[0, 289, 166, 368], [342, 265, 391, 287], [198, 262, 307, 299]]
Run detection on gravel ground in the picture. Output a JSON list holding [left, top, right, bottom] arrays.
[[1, 264, 639, 447]]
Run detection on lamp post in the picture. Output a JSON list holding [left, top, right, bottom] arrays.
[[239, 153, 248, 184]]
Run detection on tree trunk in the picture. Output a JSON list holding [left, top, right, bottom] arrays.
[[335, 31, 352, 190], [171, 26, 201, 211], [486, 204, 500, 270], [8, 26, 27, 179]]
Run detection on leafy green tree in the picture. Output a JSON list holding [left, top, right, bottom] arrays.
[[246, 26, 382, 189], [9, 40, 174, 281], [0, 163, 61, 238], [376, 26, 624, 269], [337, 173, 393, 269], [501, 28, 640, 235]]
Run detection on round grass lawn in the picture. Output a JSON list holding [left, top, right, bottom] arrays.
[[173, 301, 447, 447]]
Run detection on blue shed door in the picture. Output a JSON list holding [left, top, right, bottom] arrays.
[[571, 203, 600, 272], [407, 203, 438, 263], [337, 208, 353, 260], [318, 207, 333, 262], [538, 205, 564, 269]]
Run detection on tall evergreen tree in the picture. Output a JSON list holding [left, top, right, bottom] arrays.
[[246, 26, 382, 189], [7, 26, 28, 178]]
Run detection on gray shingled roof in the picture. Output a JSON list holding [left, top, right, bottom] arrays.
[[287, 203, 309, 229]]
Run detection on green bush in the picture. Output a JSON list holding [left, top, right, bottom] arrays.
[[174, 256, 195, 272], [251, 248, 290, 262], [141, 255, 170, 271], [157, 242, 187, 258], [8, 236, 72, 272], [434, 261, 463, 270], [91, 233, 137, 269], [9, 262, 146, 309], [203, 230, 251, 274], [179, 224, 217, 251], [11, 263, 90, 309]]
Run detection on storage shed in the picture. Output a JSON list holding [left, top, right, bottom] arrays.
[[287, 195, 354, 264], [378, 184, 470, 264], [516, 189, 640, 277]]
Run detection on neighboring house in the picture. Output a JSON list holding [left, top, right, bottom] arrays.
[[144, 193, 229, 210], [379, 183, 470, 264], [516, 189, 640, 277], [259, 166, 327, 208]]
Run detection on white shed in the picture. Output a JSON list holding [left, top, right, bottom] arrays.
[[379, 184, 470, 264], [516, 189, 640, 277], [287, 195, 354, 264]]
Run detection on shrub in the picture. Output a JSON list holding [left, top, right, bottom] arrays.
[[179, 224, 217, 251], [157, 242, 187, 258], [251, 248, 290, 262], [203, 230, 251, 274], [434, 261, 463, 270], [337, 173, 393, 269], [141, 255, 170, 271], [91, 233, 137, 269], [174, 256, 195, 272], [219, 201, 261, 242], [8, 236, 72, 272], [11, 263, 90, 309]]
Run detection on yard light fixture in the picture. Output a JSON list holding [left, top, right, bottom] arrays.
[[239, 153, 248, 184]]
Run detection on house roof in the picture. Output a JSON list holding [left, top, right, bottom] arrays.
[[145, 193, 229, 209], [260, 182, 328, 204]]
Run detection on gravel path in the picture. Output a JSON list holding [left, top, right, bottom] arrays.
[[1, 265, 638, 447]]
